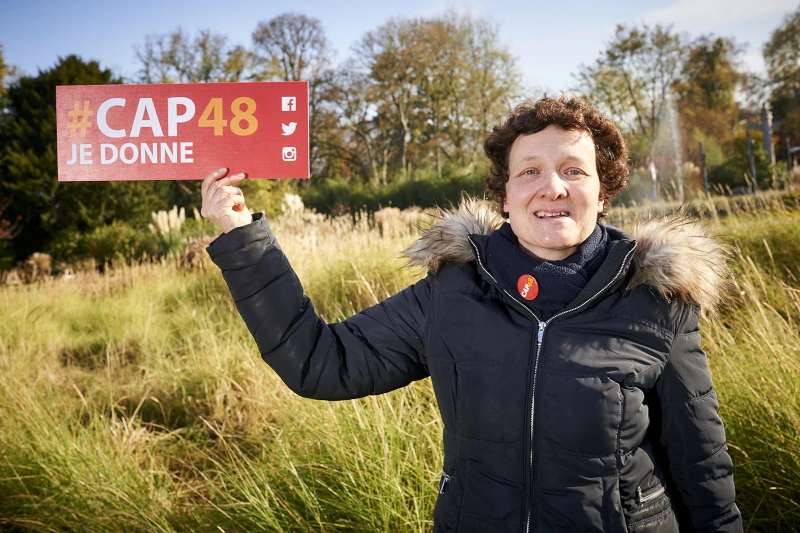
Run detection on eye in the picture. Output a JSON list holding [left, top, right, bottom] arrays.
[[522, 168, 538, 176], [565, 168, 584, 176]]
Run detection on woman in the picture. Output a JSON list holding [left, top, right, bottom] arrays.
[[202, 95, 742, 532]]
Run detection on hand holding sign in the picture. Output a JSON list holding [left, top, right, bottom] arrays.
[[200, 168, 253, 233]]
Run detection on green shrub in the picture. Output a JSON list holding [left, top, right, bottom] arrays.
[[300, 172, 487, 215], [708, 134, 772, 192], [86, 221, 159, 264], [240, 178, 297, 219], [46, 221, 158, 265]]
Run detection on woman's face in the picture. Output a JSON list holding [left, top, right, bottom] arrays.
[[504, 125, 603, 261]]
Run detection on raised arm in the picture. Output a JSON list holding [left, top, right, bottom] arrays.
[[201, 169, 431, 400]]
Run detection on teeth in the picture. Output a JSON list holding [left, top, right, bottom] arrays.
[[536, 212, 569, 218]]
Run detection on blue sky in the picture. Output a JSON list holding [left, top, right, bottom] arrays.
[[1, 0, 797, 93]]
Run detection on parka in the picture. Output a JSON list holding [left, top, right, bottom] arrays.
[[207, 198, 743, 533]]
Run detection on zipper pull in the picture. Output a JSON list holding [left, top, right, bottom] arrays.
[[439, 472, 450, 495], [537, 322, 545, 344], [635, 485, 665, 506]]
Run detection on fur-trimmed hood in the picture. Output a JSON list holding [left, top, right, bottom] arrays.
[[403, 198, 730, 311]]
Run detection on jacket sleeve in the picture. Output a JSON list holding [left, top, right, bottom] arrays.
[[657, 305, 743, 532], [207, 213, 431, 400]]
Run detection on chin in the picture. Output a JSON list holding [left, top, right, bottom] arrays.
[[535, 232, 577, 247]]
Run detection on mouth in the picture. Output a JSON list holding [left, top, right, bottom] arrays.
[[534, 211, 571, 219]]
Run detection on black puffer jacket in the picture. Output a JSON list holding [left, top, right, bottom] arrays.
[[208, 199, 742, 533]]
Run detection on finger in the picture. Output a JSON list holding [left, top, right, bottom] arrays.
[[210, 189, 244, 211], [201, 167, 229, 196], [209, 186, 244, 208], [214, 173, 247, 189], [206, 173, 246, 198]]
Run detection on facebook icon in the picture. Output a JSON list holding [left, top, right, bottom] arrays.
[[282, 97, 296, 112]]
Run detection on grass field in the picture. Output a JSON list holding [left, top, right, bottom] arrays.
[[0, 197, 798, 532]]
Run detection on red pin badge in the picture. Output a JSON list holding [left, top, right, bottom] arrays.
[[517, 274, 539, 301]]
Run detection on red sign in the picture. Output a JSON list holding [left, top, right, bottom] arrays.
[[56, 81, 309, 181]]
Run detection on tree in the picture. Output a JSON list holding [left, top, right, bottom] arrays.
[[0, 45, 18, 132], [136, 28, 254, 83], [351, 14, 519, 180], [354, 18, 422, 177], [251, 13, 331, 83], [0, 44, 17, 97], [674, 36, 743, 161], [460, 17, 520, 159], [0, 56, 172, 261], [764, 7, 800, 120], [251, 13, 333, 181], [576, 24, 687, 159], [314, 65, 395, 185], [763, 6, 800, 164]]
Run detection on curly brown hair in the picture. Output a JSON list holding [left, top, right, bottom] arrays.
[[483, 95, 629, 218]]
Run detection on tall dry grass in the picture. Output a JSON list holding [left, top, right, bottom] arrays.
[[0, 201, 798, 532]]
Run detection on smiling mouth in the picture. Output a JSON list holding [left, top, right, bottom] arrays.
[[534, 211, 570, 218]]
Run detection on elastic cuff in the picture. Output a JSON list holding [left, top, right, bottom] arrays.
[[206, 213, 281, 261]]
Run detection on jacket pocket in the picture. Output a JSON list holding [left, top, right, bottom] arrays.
[[433, 458, 467, 533], [626, 483, 679, 533]]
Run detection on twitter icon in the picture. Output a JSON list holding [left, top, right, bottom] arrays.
[[281, 122, 297, 136]]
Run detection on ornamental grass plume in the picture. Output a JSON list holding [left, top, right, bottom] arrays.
[[280, 192, 305, 219], [149, 206, 185, 236], [20, 252, 51, 283], [148, 206, 186, 257]]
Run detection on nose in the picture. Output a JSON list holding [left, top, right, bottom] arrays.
[[538, 170, 567, 200]]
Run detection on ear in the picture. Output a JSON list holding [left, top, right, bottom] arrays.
[[597, 193, 604, 214], [503, 197, 509, 213]]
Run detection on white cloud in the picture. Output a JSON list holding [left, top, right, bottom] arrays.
[[645, 0, 796, 29]]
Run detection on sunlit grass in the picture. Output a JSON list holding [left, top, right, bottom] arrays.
[[0, 201, 798, 531]]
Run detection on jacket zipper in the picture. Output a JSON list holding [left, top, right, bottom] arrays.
[[635, 485, 665, 506], [468, 237, 637, 533]]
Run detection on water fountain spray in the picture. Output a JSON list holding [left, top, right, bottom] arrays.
[[666, 92, 684, 204]]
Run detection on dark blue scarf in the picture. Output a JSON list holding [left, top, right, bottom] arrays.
[[485, 222, 610, 321]]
